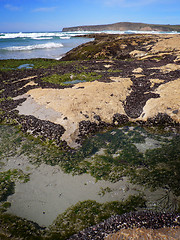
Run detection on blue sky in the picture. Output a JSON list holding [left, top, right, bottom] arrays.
[[0, 0, 180, 32]]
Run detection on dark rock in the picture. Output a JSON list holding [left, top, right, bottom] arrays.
[[173, 110, 179, 114], [113, 113, 129, 125], [79, 120, 98, 137], [69, 211, 180, 240], [147, 113, 178, 126], [84, 114, 89, 119], [93, 115, 101, 121]]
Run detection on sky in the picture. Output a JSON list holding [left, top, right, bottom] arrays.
[[0, 0, 180, 32]]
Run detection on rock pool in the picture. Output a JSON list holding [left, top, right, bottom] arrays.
[[0, 124, 179, 227]]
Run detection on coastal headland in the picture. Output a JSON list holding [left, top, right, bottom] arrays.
[[62, 21, 180, 32], [0, 33, 180, 239]]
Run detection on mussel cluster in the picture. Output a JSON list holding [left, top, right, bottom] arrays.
[[69, 211, 180, 240]]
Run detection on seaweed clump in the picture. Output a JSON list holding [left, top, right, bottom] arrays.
[[41, 72, 102, 86], [47, 195, 146, 240], [0, 170, 45, 239], [0, 213, 45, 239], [0, 169, 29, 203]]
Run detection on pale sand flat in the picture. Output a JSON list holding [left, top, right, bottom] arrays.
[[106, 227, 180, 240], [139, 78, 180, 123], [16, 79, 132, 147]]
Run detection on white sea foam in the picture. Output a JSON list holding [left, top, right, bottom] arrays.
[[0, 31, 92, 39], [2, 42, 64, 51], [0, 32, 67, 39], [60, 36, 71, 39], [0, 30, 179, 40]]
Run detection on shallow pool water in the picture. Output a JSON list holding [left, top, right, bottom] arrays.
[[17, 63, 34, 69], [5, 162, 146, 226], [63, 79, 86, 84], [0, 124, 179, 226]]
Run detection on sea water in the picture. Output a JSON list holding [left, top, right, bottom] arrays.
[[0, 31, 94, 59], [0, 30, 179, 60]]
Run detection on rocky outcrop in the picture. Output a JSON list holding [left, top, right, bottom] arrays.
[[62, 34, 180, 61], [69, 211, 180, 240], [61, 34, 151, 61], [1, 34, 180, 147]]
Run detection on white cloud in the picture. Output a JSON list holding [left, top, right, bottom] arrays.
[[32, 6, 57, 12], [4, 4, 21, 11]]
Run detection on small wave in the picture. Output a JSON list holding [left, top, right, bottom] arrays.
[[31, 37, 53, 40], [2, 42, 64, 51]]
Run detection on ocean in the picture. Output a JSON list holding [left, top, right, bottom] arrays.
[[0, 30, 179, 60], [0, 31, 95, 60]]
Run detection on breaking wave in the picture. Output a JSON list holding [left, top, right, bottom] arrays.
[[0, 32, 62, 39], [2, 42, 64, 51], [59, 36, 71, 39], [0, 30, 179, 40]]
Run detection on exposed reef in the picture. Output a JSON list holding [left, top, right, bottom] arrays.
[[1, 34, 179, 147]]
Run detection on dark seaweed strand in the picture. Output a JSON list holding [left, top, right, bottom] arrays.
[[69, 211, 180, 240]]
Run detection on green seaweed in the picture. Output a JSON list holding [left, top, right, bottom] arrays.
[[0, 58, 62, 71], [0, 97, 12, 103], [0, 122, 179, 238], [129, 135, 180, 197], [107, 69, 122, 73], [41, 72, 102, 85], [48, 195, 146, 240], [0, 194, 145, 240], [0, 170, 30, 202], [65, 42, 108, 60], [0, 124, 179, 210], [0, 213, 44, 239], [0, 164, 43, 238], [98, 187, 112, 196], [0, 124, 177, 185]]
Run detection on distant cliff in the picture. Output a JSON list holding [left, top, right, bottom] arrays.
[[62, 22, 180, 32]]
